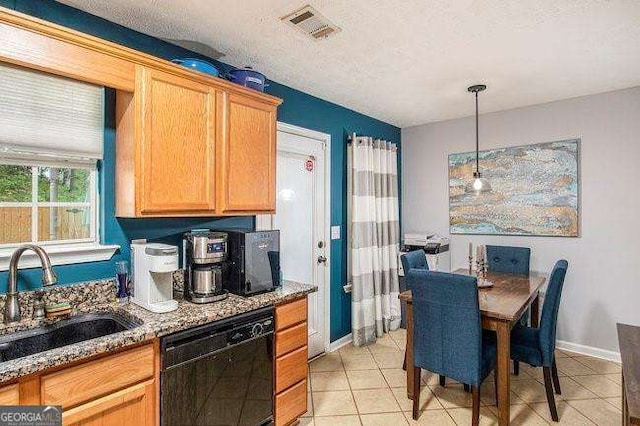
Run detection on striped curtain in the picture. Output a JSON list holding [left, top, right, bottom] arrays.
[[348, 136, 401, 346]]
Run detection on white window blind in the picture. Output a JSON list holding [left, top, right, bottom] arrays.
[[0, 63, 104, 163]]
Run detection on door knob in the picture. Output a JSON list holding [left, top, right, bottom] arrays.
[[317, 255, 327, 264]]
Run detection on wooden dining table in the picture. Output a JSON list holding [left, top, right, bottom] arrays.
[[399, 268, 547, 426], [617, 323, 640, 425]]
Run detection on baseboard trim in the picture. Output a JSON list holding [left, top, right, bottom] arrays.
[[329, 333, 353, 352], [327, 334, 619, 362], [556, 339, 621, 363]]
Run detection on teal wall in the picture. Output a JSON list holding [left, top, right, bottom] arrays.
[[0, 0, 401, 342]]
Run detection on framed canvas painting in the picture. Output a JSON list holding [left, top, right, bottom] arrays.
[[449, 139, 580, 237]]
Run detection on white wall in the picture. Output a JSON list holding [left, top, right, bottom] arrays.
[[402, 86, 640, 357]]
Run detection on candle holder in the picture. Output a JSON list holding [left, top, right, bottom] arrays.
[[475, 260, 485, 286]]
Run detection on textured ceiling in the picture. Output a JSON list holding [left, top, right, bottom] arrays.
[[56, 0, 640, 127]]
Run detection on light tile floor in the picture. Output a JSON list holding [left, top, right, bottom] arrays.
[[302, 328, 622, 425]]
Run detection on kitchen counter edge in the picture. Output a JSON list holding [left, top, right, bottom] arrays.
[[0, 280, 316, 384]]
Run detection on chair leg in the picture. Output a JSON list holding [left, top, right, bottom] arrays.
[[514, 360, 520, 376], [412, 366, 421, 420], [472, 385, 480, 426], [439, 375, 446, 387], [402, 350, 407, 371], [543, 367, 559, 422], [552, 359, 561, 395], [493, 372, 498, 407]]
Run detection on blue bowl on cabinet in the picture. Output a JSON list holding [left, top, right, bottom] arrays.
[[227, 67, 268, 92], [171, 58, 220, 77]]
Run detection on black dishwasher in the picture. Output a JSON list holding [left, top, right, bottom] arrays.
[[160, 307, 274, 426]]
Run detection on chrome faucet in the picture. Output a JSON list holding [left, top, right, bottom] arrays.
[[4, 244, 57, 324]]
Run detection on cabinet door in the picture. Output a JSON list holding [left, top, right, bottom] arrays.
[[218, 92, 276, 213], [62, 380, 155, 426], [0, 384, 18, 405], [140, 68, 216, 215]]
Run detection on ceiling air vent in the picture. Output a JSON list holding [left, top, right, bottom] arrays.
[[281, 5, 341, 40]]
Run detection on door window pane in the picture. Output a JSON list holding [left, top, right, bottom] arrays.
[[0, 207, 32, 244], [0, 165, 32, 202], [38, 206, 91, 241]]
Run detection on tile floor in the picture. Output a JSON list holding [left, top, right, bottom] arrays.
[[301, 328, 622, 425]]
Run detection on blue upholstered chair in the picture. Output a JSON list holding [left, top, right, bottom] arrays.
[[400, 250, 429, 371], [486, 245, 531, 276], [509, 260, 568, 422], [486, 245, 532, 375], [401, 250, 429, 280], [407, 270, 496, 424]]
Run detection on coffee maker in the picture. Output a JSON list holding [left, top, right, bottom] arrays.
[[223, 230, 280, 296], [183, 231, 230, 303], [130, 242, 179, 313]]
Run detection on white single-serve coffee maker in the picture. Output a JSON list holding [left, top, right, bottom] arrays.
[[130, 241, 179, 313]]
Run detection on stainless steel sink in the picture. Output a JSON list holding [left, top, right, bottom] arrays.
[[0, 312, 141, 362]]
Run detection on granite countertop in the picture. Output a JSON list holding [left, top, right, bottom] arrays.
[[0, 280, 316, 384]]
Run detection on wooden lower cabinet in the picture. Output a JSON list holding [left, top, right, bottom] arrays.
[[275, 322, 307, 356], [62, 380, 154, 426], [275, 346, 308, 394], [0, 383, 18, 405], [275, 298, 308, 332], [0, 298, 313, 426], [275, 379, 307, 426], [274, 297, 309, 426], [42, 344, 155, 409], [0, 342, 157, 426]]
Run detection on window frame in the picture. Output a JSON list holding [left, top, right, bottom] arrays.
[[0, 163, 96, 248], [0, 156, 118, 271]]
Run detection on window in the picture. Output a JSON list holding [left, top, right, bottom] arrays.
[[0, 63, 118, 270], [0, 162, 96, 246]]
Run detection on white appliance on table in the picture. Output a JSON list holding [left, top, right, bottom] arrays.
[[398, 232, 451, 275], [131, 242, 180, 313]]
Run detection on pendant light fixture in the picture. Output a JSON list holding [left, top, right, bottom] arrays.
[[465, 84, 492, 194]]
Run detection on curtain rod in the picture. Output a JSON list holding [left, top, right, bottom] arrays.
[[347, 133, 396, 144]]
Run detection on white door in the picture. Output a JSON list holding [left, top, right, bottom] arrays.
[[258, 124, 329, 359]]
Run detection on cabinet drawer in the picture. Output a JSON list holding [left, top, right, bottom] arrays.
[[275, 379, 307, 426], [276, 298, 307, 331], [276, 322, 307, 357], [42, 344, 155, 409], [275, 346, 308, 394], [0, 384, 18, 405]]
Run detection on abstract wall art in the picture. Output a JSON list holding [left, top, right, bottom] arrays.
[[449, 139, 580, 237]]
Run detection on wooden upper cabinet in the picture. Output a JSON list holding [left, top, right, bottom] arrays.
[[116, 66, 220, 217], [116, 67, 281, 217], [0, 8, 282, 217], [218, 92, 277, 214], [139, 67, 217, 215]]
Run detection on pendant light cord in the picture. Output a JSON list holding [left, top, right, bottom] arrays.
[[475, 91, 479, 174]]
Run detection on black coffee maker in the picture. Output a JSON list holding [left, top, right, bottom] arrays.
[[222, 230, 280, 296]]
